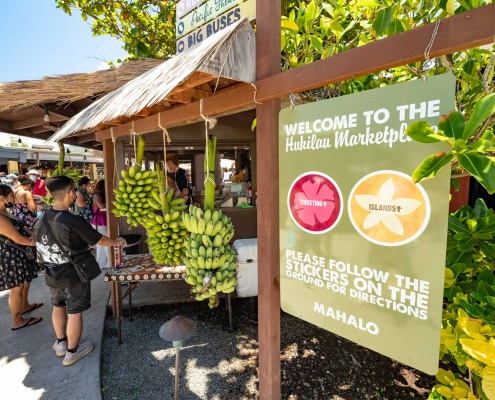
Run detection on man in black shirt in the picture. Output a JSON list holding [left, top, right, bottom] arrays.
[[166, 153, 194, 205], [34, 176, 126, 367]]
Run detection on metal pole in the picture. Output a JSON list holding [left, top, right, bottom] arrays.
[[174, 347, 181, 400]]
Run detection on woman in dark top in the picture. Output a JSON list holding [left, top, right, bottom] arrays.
[[12, 175, 37, 230], [0, 184, 41, 330], [166, 154, 193, 205]]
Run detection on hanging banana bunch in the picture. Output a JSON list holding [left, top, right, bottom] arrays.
[[144, 162, 189, 266], [42, 142, 81, 205], [182, 135, 238, 308], [112, 135, 159, 227]]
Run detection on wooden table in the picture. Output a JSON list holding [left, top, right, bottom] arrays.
[[104, 253, 233, 344]]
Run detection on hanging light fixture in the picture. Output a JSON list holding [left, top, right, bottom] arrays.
[[66, 148, 71, 154], [17, 135, 22, 144], [43, 106, 50, 122]]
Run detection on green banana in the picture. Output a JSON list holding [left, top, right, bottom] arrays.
[[213, 235, 222, 248], [204, 209, 211, 225], [197, 218, 206, 235], [205, 220, 214, 236], [211, 221, 223, 237], [190, 216, 198, 234], [202, 235, 212, 248]]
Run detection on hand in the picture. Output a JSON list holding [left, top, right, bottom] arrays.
[[115, 237, 127, 247]]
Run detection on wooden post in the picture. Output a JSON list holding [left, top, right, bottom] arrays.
[[256, 1, 281, 399], [103, 138, 120, 317]]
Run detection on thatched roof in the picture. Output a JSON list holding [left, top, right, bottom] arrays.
[[49, 18, 255, 142], [0, 59, 163, 114]]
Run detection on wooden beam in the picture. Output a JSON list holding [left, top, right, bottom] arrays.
[[75, 132, 97, 143], [12, 115, 67, 131], [166, 87, 213, 104], [44, 103, 79, 118], [96, 4, 495, 141], [0, 120, 13, 132], [257, 0, 281, 398], [102, 138, 120, 318], [30, 126, 51, 134]]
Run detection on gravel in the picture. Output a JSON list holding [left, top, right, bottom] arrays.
[[101, 297, 436, 399]]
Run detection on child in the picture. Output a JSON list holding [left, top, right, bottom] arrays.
[[35, 202, 45, 218]]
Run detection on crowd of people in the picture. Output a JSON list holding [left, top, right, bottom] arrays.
[[0, 170, 126, 367], [0, 156, 191, 367]]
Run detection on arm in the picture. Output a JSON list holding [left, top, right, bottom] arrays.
[[25, 191, 36, 213], [0, 215, 33, 246], [97, 236, 126, 247], [75, 190, 86, 208], [175, 188, 189, 199], [93, 194, 106, 211], [174, 170, 189, 199]]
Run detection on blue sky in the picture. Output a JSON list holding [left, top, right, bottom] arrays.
[[0, 0, 129, 82]]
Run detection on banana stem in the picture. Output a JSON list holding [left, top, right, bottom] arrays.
[[136, 135, 145, 166], [58, 142, 65, 173], [204, 135, 216, 212], [156, 163, 169, 214]]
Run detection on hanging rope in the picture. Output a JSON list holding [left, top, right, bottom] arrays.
[[213, 36, 236, 94], [289, 93, 296, 110], [130, 121, 137, 161], [110, 127, 118, 190], [157, 113, 171, 167], [200, 99, 216, 187], [251, 83, 263, 105], [422, 19, 441, 80]]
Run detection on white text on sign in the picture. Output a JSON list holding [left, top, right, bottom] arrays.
[[176, 0, 256, 54]]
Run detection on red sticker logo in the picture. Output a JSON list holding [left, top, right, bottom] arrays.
[[288, 172, 343, 234]]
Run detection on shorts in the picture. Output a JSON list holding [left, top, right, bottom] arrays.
[[50, 281, 91, 314]]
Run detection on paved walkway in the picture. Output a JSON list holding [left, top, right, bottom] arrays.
[[0, 270, 109, 400]]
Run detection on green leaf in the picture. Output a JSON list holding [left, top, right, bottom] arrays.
[[450, 262, 468, 279], [479, 241, 495, 259], [387, 19, 404, 36], [486, 295, 495, 309], [459, 301, 484, 318], [458, 237, 475, 252], [309, 35, 323, 54], [445, 285, 463, 302], [457, 153, 495, 194], [411, 152, 454, 183], [304, 0, 318, 31], [478, 269, 495, 286], [372, 7, 393, 36], [463, 94, 495, 140], [356, 0, 380, 6], [438, 111, 465, 140], [469, 139, 493, 152], [451, 178, 461, 192], [446, 249, 472, 267], [135, 41, 149, 57], [251, 118, 257, 132], [466, 218, 478, 232], [406, 121, 449, 143], [449, 215, 472, 234], [281, 19, 299, 31]]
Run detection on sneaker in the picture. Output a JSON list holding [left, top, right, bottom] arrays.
[[53, 340, 68, 357], [62, 341, 95, 366]]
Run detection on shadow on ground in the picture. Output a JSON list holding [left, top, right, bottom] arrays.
[[101, 298, 436, 400]]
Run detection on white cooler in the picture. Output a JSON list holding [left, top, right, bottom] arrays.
[[233, 238, 258, 297]]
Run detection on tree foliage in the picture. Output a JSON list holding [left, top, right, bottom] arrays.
[[55, 0, 176, 59]]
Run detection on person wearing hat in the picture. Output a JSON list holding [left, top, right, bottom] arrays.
[[27, 170, 46, 199]]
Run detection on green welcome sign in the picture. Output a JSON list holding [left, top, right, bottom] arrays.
[[279, 74, 455, 374]]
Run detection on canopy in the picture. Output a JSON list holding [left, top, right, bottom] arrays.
[[49, 18, 256, 142]]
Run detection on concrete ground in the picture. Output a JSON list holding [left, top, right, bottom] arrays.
[[0, 270, 109, 400]]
